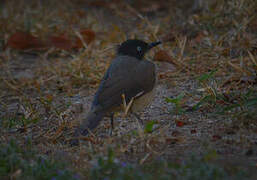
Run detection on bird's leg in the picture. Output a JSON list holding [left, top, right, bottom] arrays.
[[122, 91, 144, 117], [109, 113, 114, 135]]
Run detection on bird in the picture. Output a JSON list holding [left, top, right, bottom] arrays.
[[74, 39, 161, 139]]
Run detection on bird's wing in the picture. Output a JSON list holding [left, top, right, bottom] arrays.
[[92, 56, 156, 112]]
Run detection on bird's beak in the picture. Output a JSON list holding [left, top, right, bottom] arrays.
[[148, 41, 162, 49]]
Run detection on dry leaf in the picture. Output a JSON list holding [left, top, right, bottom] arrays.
[[176, 120, 185, 127], [7, 31, 45, 50], [73, 29, 95, 49], [49, 34, 73, 51], [154, 50, 180, 66], [154, 50, 171, 62]]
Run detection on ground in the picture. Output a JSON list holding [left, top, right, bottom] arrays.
[[0, 0, 257, 179]]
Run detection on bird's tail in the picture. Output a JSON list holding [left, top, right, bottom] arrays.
[[76, 110, 104, 136]]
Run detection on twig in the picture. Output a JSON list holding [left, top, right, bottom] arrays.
[[122, 91, 144, 116], [74, 30, 88, 49], [248, 50, 257, 67]]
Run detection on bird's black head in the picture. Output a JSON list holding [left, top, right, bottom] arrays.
[[117, 39, 161, 59]]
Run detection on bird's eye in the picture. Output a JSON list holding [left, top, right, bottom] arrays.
[[137, 46, 142, 52]]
